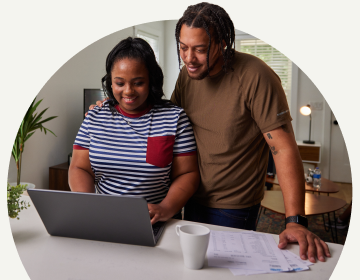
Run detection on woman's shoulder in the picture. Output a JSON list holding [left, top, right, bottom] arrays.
[[152, 103, 185, 116], [85, 100, 113, 119]]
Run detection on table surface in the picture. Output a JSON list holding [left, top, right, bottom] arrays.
[[266, 175, 341, 194], [261, 191, 347, 216], [9, 195, 344, 280]]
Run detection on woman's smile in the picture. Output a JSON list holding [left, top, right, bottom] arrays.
[[122, 96, 138, 104], [111, 58, 149, 115]]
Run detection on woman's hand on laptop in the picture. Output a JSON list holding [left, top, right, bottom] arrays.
[[148, 203, 174, 224], [85, 97, 109, 117], [147, 154, 200, 225]]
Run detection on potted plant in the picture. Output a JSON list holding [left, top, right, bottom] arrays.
[[11, 97, 57, 186], [7, 183, 30, 219]]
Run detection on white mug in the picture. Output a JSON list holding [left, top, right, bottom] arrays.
[[176, 224, 210, 270]]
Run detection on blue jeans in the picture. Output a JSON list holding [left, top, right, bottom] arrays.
[[184, 200, 260, 231]]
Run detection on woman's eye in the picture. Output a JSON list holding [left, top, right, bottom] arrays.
[[116, 83, 124, 87], [134, 82, 144, 86], [196, 49, 205, 53]]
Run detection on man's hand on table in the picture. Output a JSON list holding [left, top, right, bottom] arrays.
[[85, 97, 109, 117], [278, 223, 331, 263]]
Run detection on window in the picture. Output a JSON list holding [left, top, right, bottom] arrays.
[[136, 30, 160, 63], [235, 39, 292, 104]]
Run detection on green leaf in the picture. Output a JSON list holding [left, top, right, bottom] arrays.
[[12, 97, 57, 183], [24, 132, 35, 142], [30, 108, 49, 127], [44, 128, 57, 137], [35, 116, 58, 126]]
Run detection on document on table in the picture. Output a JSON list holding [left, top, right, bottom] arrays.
[[230, 250, 313, 276], [207, 231, 313, 275]]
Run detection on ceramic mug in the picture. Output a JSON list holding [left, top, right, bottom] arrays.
[[176, 224, 210, 270]]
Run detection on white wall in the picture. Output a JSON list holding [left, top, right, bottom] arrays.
[[163, 20, 180, 99]]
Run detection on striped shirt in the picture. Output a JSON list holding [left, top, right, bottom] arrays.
[[73, 101, 197, 204]]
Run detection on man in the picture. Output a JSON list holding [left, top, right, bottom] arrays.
[[91, 2, 330, 263], [170, 2, 330, 263]]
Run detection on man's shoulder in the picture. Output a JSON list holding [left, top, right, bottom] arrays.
[[232, 50, 273, 74]]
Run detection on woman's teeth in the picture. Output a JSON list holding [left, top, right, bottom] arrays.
[[124, 97, 137, 102]]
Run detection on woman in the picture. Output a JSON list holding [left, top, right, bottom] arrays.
[[69, 37, 199, 225]]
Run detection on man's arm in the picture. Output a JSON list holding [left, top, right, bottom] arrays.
[[147, 154, 199, 224], [264, 122, 330, 263]]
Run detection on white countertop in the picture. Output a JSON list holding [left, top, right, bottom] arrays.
[[10, 196, 344, 280]]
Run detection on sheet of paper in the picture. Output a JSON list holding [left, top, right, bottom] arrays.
[[207, 230, 260, 270], [207, 231, 292, 272], [285, 250, 314, 267], [229, 250, 311, 276]]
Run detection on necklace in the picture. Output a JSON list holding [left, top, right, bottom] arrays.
[[118, 107, 132, 124]]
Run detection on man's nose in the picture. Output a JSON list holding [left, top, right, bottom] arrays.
[[185, 49, 197, 64]]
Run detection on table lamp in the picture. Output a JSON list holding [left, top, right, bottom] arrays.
[[300, 104, 315, 144]]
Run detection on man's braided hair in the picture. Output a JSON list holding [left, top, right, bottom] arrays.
[[175, 2, 235, 74]]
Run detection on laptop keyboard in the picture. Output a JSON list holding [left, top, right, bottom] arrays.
[[152, 221, 166, 243]]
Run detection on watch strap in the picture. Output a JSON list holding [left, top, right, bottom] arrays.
[[285, 215, 308, 228]]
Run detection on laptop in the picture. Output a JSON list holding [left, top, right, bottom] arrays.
[[27, 189, 166, 247]]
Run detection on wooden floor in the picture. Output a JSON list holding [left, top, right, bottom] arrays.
[[271, 182, 352, 204]]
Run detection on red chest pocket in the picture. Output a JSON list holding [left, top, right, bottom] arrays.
[[146, 136, 175, 168]]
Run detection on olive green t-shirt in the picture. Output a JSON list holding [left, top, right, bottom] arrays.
[[170, 51, 292, 209]]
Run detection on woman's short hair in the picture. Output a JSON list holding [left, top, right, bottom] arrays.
[[102, 37, 170, 113]]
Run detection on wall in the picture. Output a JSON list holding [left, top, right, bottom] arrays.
[[294, 69, 331, 178], [163, 20, 179, 99]]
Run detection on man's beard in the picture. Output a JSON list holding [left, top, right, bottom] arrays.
[[186, 55, 221, 80]]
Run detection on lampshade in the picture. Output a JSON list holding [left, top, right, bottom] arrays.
[[300, 104, 315, 144], [300, 105, 311, 116]]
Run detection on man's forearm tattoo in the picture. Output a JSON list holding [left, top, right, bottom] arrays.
[[267, 133, 272, 139], [269, 145, 278, 155]]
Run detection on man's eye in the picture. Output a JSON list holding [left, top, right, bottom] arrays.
[[181, 47, 187, 51]]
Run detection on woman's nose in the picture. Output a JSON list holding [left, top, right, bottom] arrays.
[[123, 84, 133, 95]]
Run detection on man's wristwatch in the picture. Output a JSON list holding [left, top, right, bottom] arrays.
[[285, 215, 308, 228]]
